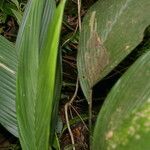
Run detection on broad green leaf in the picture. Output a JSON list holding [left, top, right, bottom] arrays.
[[0, 35, 18, 137], [93, 50, 150, 150], [77, 0, 150, 102], [0, 0, 58, 138], [16, 0, 66, 150]]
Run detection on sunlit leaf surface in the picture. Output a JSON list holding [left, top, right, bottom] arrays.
[[93, 50, 150, 150], [16, 0, 66, 149]]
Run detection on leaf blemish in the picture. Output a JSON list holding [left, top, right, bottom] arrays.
[[84, 11, 109, 86], [106, 130, 114, 140], [125, 45, 130, 50], [0, 63, 15, 74], [135, 134, 140, 140]]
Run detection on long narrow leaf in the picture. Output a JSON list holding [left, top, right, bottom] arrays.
[[36, 1, 66, 148], [0, 0, 57, 138], [16, 0, 66, 149]]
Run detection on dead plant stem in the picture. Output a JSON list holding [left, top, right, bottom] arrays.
[[77, 0, 81, 32], [64, 79, 79, 150]]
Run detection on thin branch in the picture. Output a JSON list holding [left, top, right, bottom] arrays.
[[77, 0, 82, 32], [70, 105, 88, 131], [64, 79, 79, 150], [65, 104, 75, 150], [69, 79, 79, 104]]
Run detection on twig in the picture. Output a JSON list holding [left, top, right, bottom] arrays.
[[62, 59, 76, 68], [65, 104, 75, 150], [77, 0, 82, 32], [65, 79, 79, 150], [70, 105, 88, 131], [62, 23, 78, 47]]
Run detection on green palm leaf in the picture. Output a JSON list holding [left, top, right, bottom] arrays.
[[16, 0, 66, 149], [0, 0, 57, 139], [0, 35, 18, 137]]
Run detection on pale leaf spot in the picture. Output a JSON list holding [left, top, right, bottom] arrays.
[[106, 130, 114, 140], [125, 45, 130, 50]]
